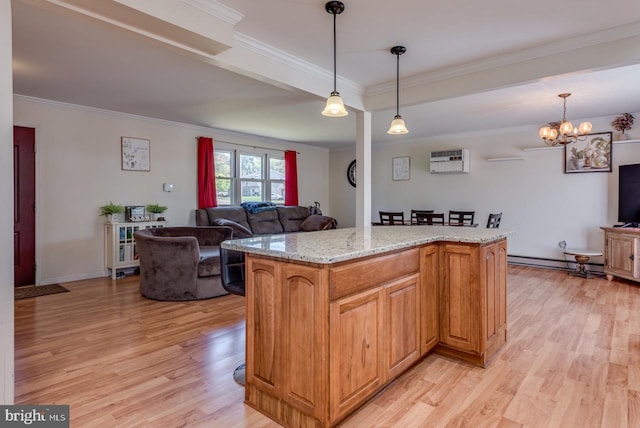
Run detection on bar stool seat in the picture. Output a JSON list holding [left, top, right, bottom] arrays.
[[562, 248, 603, 279]]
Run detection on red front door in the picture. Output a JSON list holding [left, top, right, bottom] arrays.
[[14, 126, 36, 287]]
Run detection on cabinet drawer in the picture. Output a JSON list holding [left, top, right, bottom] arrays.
[[329, 248, 419, 300]]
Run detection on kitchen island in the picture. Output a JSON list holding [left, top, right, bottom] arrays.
[[222, 225, 513, 428]]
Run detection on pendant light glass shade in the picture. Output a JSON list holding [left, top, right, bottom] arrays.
[[322, 91, 348, 117], [388, 115, 409, 134], [388, 45, 408, 135], [322, 2, 348, 117]]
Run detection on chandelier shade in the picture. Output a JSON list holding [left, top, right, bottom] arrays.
[[388, 45, 408, 135], [322, 1, 348, 117], [539, 93, 592, 146]]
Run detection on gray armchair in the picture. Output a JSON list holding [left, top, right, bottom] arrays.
[[134, 226, 233, 301]]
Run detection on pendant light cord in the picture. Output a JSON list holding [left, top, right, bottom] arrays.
[[332, 11, 337, 93], [395, 52, 400, 116]]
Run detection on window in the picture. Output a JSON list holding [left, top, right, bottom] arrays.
[[213, 148, 285, 206], [214, 150, 233, 205], [269, 157, 285, 202]]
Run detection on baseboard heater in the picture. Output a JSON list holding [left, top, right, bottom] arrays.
[[507, 254, 605, 275]]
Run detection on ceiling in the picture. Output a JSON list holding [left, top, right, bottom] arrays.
[[11, 0, 640, 149]]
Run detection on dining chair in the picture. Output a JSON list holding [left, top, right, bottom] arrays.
[[416, 212, 445, 225], [410, 209, 434, 224], [448, 210, 475, 226], [487, 212, 502, 229], [379, 211, 405, 225]]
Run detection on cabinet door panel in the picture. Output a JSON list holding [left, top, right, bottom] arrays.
[[607, 234, 640, 278], [330, 287, 383, 421], [420, 245, 439, 355], [480, 241, 508, 363], [497, 241, 508, 334], [483, 246, 497, 343], [282, 264, 327, 416], [609, 235, 634, 273], [246, 257, 280, 394], [439, 244, 479, 353], [385, 274, 420, 379]]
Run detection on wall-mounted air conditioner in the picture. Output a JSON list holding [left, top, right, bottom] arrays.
[[430, 149, 470, 174]]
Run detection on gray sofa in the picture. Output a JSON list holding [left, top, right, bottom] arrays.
[[134, 226, 232, 301], [195, 205, 336, 236]]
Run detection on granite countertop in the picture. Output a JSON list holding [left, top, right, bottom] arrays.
[[221, 226, 514, 264]]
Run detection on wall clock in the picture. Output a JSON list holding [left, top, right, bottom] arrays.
[[347, 160, 356, 187]]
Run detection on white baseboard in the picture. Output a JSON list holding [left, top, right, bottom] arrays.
[[39, 271, 106, 286], [508, 254, 605, 275]]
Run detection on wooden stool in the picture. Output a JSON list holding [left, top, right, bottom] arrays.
[[562, 248, 603, 279]]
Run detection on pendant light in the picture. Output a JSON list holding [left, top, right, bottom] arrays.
[[388, 45, 408, 134], [322, 1, 348, 117]]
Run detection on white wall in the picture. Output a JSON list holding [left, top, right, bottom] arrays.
[[13, 96, 329, 285], [329, 116, 640, 261], [1, 1, 14, 404], [13, 91, 640, 281], [329, 150, 357, 228]]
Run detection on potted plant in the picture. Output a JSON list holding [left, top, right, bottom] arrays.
[[146, 203, 168, 221], [100, 201, 124, 223], [611, 113, 634, 140]]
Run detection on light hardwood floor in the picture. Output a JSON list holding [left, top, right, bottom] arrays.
[[14, 266, 640, 427]]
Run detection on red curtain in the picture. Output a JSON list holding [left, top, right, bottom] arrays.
[[284, 150, 299, 206], [197, 137, 217, 208]]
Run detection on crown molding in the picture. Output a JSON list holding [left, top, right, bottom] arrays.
[[179, 0, 244, 25], [366, 21, 640, 97], [234, 32, 363, 96]]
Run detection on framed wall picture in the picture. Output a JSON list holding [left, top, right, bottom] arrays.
[[564, 132, 612, 174], [392, 156, 410, 181], [121, 137, 150, 171], [125, 206, 146, 222]]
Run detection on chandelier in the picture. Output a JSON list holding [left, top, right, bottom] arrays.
[[539, 93, 592, 146]]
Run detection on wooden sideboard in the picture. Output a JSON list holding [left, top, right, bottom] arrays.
[[242, 238, 507, 427], [602, 227, 640, 282]]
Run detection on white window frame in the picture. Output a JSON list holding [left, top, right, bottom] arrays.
[[214, 148, 285, 206], [267, 155, 285, 203], [214, 149, 234, 206]]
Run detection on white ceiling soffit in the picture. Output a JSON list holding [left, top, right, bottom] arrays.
[[31, 0, 240, 56]]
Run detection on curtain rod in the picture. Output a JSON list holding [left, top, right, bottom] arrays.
[[196, 137, 299, 154]]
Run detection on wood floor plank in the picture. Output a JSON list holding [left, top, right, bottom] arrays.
[[14, 266, 640, 427]]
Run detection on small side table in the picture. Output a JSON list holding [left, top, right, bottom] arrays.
[[562, 248, 603, 279]]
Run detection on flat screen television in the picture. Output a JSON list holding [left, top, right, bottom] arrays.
[[618, 163, 640, 227]]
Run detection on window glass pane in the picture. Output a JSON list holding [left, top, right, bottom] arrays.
[[241, 181, 263, 203], [240, 154, 263, 179], [270, 157, 285, 180], [214, 151, 232, 178], [271, 182, 285, 202], [216, 178, 231, 205]]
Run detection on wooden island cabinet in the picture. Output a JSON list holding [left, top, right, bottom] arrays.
[[223, 226, 511, 427], [436, 240, 507, 366]]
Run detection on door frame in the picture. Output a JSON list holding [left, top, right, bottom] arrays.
[[14, 122, 41, 286]]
